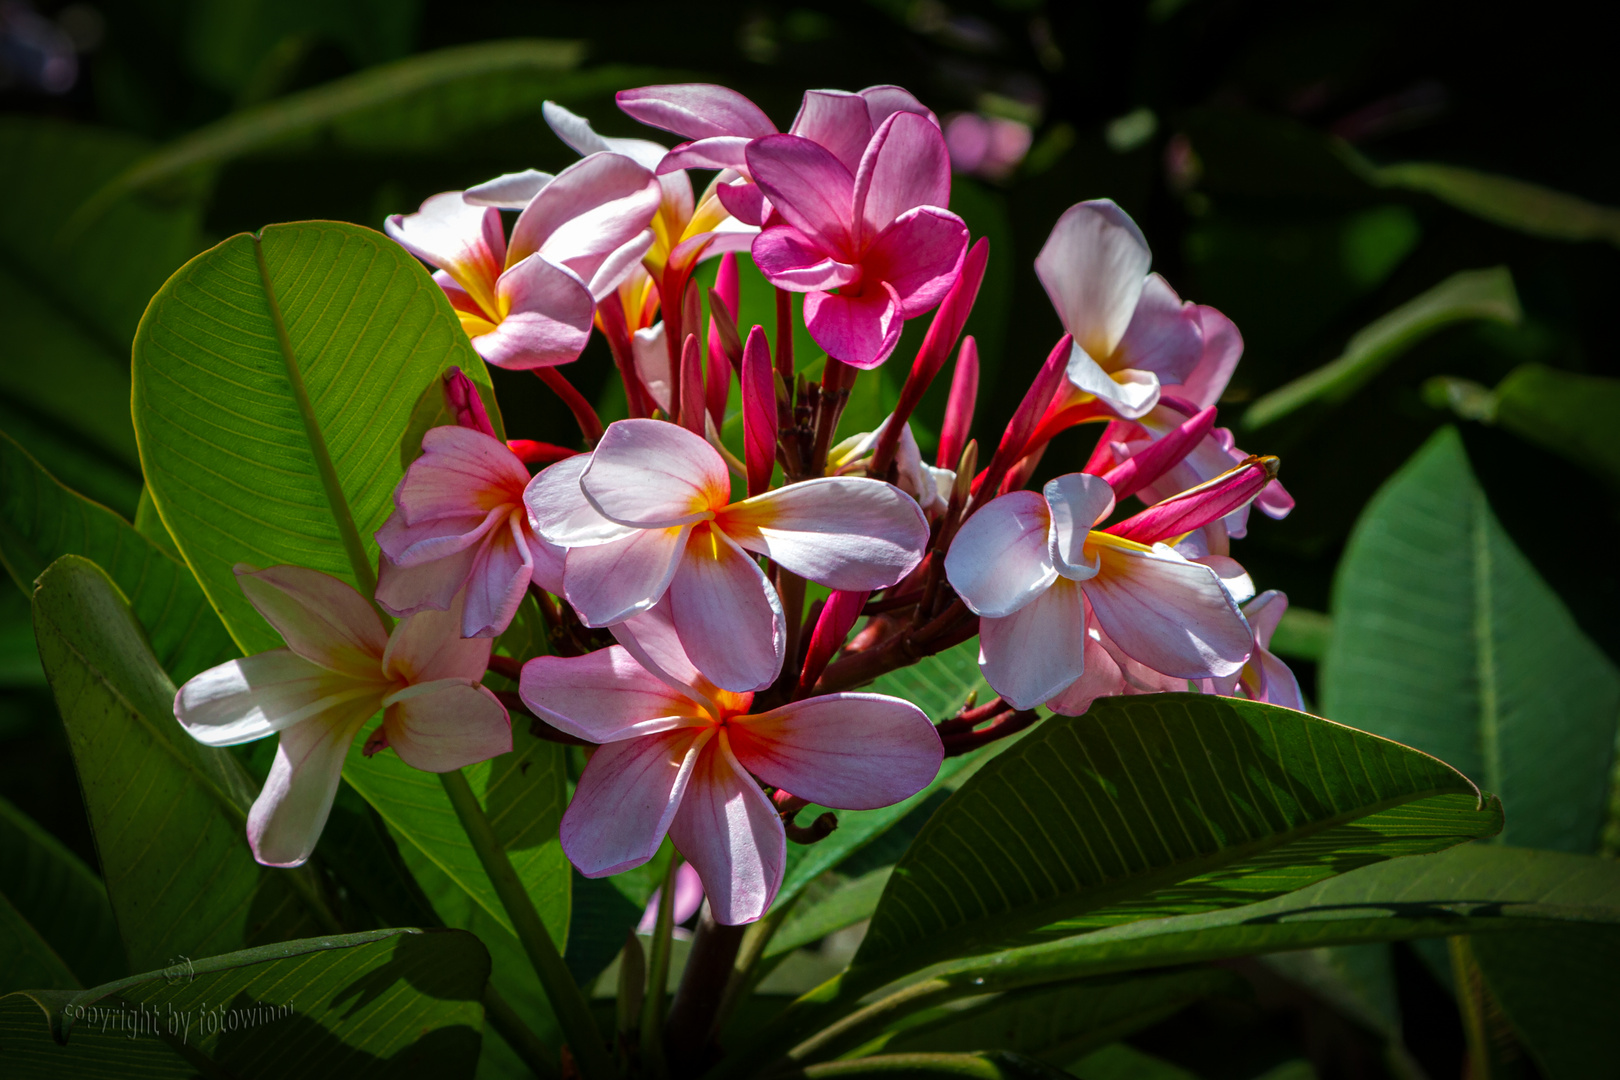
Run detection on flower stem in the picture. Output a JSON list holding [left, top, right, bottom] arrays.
[[438, 769, 612, 1080], [640, 856, 681, 1080], [664, 908, 746, 1072]]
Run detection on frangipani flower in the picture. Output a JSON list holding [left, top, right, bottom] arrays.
[[521, 602, 941, 924], [829, 415, 954, 516], [174, 566, 510, 867], [526, 418, 929, 692], [1199, 590, 1304, 710], [375, 424, 565, 639], [746, 114, 968, 368], [944, 471, 1251, 709], [386, 151, 662, 369]]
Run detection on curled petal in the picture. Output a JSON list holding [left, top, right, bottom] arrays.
[[977, 578, 1088, 710], [385, 193, 505, 314], [176, 650, 380, 747], [564, 525, 690, 627], [1082, 537, 1251, 679], [802, 281, 903, 369], [752, 226, 861, 292], [582, 419, 731, 527], [660, 136, 752, 172], [746, 135, 856, 255], [508, 152, 660, 276], [587, 229, 656, 301], [944, 490, 1055, 618], [235, 564, 386, 677], [458, 513, 537, 638], [723, 476, 928, 591], [246, 701, 375, 867], [464, 169, 555, 209], [1114, 273, 1203, 384], [668, 525, 786, 693], [385, 681, 511, 772], [1066, 347, 1161, 420], [852, 111, 952, 243], [716, 178, 768, 227], [862, 206, 969, 317], [859, 85, 939, 129], [562, 728, 709, 877], [521, 645, 707, 743], [1044, 624, 1125, 716], [1178, 305, 1244, 409], [543, 100, 670, 171], [789, 89, 874, 173], [1043, 473, 1115, 581], [1035, 199, 1151, 363], [374, 526, 480, 618], [617, 84, 778, 140], [477, 255, 595, 370], [525, 455, 633, 547], [668, 735, 785, 925]]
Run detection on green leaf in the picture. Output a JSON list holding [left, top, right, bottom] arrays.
[[1491, 363, 1620, 488], [770, 868, 896, 960], [184, 0, 419, 97], [1267, 607, 1332, 663], [31, 555, 328, 971], [0, 795, 122, 990], [132, 220, 500, 655], [788, 1051, 1074, 1079], [1243, 267, 1521, 430], [855, 694, 1496, 973], [0, 431, 237, 685], [0, 927, 488, 1078], [1320, 426, 1620, 852], [1471, 925, 1620, 1079], [1066, 1044, 1199, 1080]]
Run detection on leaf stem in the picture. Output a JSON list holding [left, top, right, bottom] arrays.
[[438, 769, 612, 1080], [640, 856, 680, 1080]]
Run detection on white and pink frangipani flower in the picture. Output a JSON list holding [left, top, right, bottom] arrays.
[[1034, 199, 1217, 421], [174, 566, 510, 867], [1198, 590, 1305, 711], [944, 471, 1252, 710], [526, 418, 929, 692], [745, 114, 968, 368], [386, 151, 661, 370], [520, 601, 942, 925]]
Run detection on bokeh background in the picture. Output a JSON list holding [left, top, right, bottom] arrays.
[[3, 2, 1618, 1077]]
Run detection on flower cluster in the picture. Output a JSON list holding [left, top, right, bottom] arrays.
[[173, 80, 1297, 924]]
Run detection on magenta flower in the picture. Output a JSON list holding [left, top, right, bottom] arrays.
[[944, 472, 1252, 709], [174, 566, 510, 867], [525, 419, 929, 692], [521, 602, 941, 924], [386, 152, 661, 370]]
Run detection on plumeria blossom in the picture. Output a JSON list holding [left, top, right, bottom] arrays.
[[520, 601, 941, 925], [526, 418, 929, 692], [1199, 590, 1304, 710], [173, 566, 510, 867], [944, 471, 1252, 710], [386, 151, 662, 369], [828, 415, 954, 516]]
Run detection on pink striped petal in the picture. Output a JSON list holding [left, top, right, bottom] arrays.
[[745, 135, 856, 256], [396, 426, 529, 525], [943, 490, 1055, 618], [668, 525, 785, 692], [617, 84, 778, 140], [525, 454, 635, 547], [668, 735, 784, 925], [977, 578, 1087, 710], [520, 645, 707, 743], [802, 281, 903, 369], [729, 693, 941, 809], [564, 525, 690, 627], [235, 565, 386, 677], [562, 727, 709, 877], [247, 699, 377, 867], [1044, 473, 1114, 581], [752, 226, 861, 291], [660, 136, 752, 172], [477, 254, 595, 370], [384, 681, 511, 772], [582, 419, 731, 527], [508, 152, 661, 275], [1082, 537, 1251, 679], [722, 475, 928, 590], [852, 112, 952, 243], [374, 525, 480, 617], [863, 206, 968, 317], [457, 513, 536, 637], [1035, 200, 1151, 363], [385, 193, 505, 313], [789, 89, 874, 173], [1178, 305, 1243, 409], [382, 597, 492, 684], [176, 650, 379, 747]]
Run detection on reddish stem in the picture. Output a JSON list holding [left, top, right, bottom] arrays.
[[533, 367, 604, 445]]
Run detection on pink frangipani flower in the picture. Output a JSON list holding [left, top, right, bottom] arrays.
[[1199, 590, 1304, 711], [174, 566, 510, 867], [386, 151, 662, 370], [521, 602, 941, 924], [944, 471, 1252, 709], [525, 418, 929, 692]]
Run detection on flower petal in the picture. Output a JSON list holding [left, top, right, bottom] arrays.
[[668, 734, 785, 925], [943, 490, 1055, 618], [862, 206, 968, 317], [382, 595, 493, 684], [660, 136, 752, 173], [564, 526, 690, 627], [525, 454, 634, 547], [588, 229, 657, 301], [802, 282, 903, 369], [464, 169, 555, 209], [521, 645, 707, 743], [386, 682, 511, 772], [789, 89, 874, 174], [475, 254, 596, 370], [632, 321, 673, 414], [543, 100, 670, 171], [396, 425, 530, 525], [751, 225, 861, 292], [745, 134, 856, 255], [582, 419, 731, 527], [730, 693, 941, 809], [1082, 537, 1251, 679], [1034, 199, 1151, 362], [723, 475, 928, 591], [860, 85, 939, 129], [1177, 305, 1243, 409], [235, 564, 386, 677], [610, 598, 719, 703], [668, 525, 785, 693], [1044, 622, 1124, 716], [1115, 273, 1203, 384], [385, 193, 505, 315], [374, 530, 478, 618], [247, 703, 374, 867], [977, 577, 1088, 710], [176, 650, 379, 747], [617, 84, 778, 140], [458, 513, 536, 637], [1043, 472, 1115, 581], [508, 152, 661, 280], [562, 727, 710, 877], [852, 111, 952, 242], [1066, 347, 1161, 420]]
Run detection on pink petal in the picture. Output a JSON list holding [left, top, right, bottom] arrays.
[[722, 475, 928, 590], [789, 89, 874, 174], [521, 645, 707, 742], [384, 681, 511, 772], [381, 595, 492, 684], [508, 152, 661, 278], [542, 101, 671, 171], [638, 861, 707, 933], [729, 693, 941, 809], [530, 532, 567, 595], [745, 134, 856, 255], [1253, 647, 1305, 711], [660, 136, 752, 172], [937, 335, 979, 469], [678, 332, 706, 436], [1244, 590, 1289, 652], [668, 525, 786, 693], [458, 513, 536, 637], [581, 419, 731, 527], [852, 112, 952, 243], [1115, 274, 1203, 384], [752, 225, 861, 292], [562, 727, 709, 877], [524, 454, 636, 547], [247, 701, 376, 867], [977, 578, 1087, 710], [476, 254, 595, 370], [587, 229, 656, 300], [1107, 457, 1276, 546], [377, 504, 497, 568], [860, 85, 939, 129], [396, 425, 528, 525], [375, 526, 480, 617], [1178, 305, 1243, 409], [564, 525, 691, 627], [862, 206, 969, 317], [742, 326, 777, 498], [176, 650, 378, 747], [610, 598, 716, 702], [1097, 406, 1216, 500], [802, 282, 903, 369], [1065, 348, 1161, 420], [667, 735, 784, 925], [235, 564, 386, 677], [617, 84, 778, 140], [1044, 624, 1124, 716], [1082, 538, 1251, 679], [464, 168, 555, 209], [385, 193, 505, 312], [943, 490, 1055, 618], [797, 588, 870, 692], [716, 178, 768, 227], [1034, 199, 1152, 362], [1043, 472, 1114, 580], [632, 321, 673, 414]]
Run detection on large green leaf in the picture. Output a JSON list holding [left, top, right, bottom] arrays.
[[855, 694, 1495, 972], [0, 928, 487, 1078], [184, 0, 419, 97], [1320, 426, 1620, 852], [132, 219, 500, 655], [1243, 267, 1521, 430], [0, 431, 236, 685], [1490, 363, 1620, 488], [1470, 925, 1620, 1079], [0, 796, 122, 991], [31, 555, 328, 971]]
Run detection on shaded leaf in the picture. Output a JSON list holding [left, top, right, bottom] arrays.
[[0, 795, 122, 990], [788, 1050, 1073, 1079], [769, 868, 895, 960], [1491, 363, 1620, 488], [185, 0, 420, 96], [1066, 1044, 1200, 1080], [1471, 925, 1620, 1080]]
